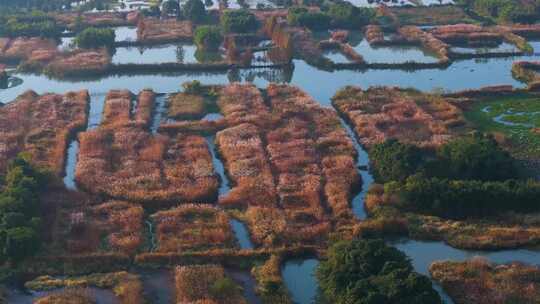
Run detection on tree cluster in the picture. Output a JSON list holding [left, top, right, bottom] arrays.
[[194, 25, 223, 51], [0, 154, 47, 263], [0, 11, 61, 38], [220, 9, 258, 33], [287, 3, 375, 30], [317, 239, 442, 304], [457, 0, 540, 23], [74, 27, 115, 49]]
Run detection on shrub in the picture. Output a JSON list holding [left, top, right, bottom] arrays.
[[317, 239, 442, 304], [162, 0, 181, 17], [74, 27, 115, 49], [370, 139, 424, 183], [194, 25, 223, 51], [327, 2, 375, 29], [287, 7, 331, 30], [221, 9, 258, 33], [429, 133, 517, 181], [183, 0, 207, 23], [0, 11, 61, 38]]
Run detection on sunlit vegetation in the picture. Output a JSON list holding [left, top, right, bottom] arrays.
[[152, 204, 236, 252], [137, 18, 193, 43], [75, 90, 219, 205], [0, 90, 88, 174], [0, 37, 57, 62], [194, 25, 223, 51], [457, 0, 540, 23], [389, 6, 476, 25], [318, 239, 442, 304], [430, 258, 540, 304], [34, 289, 95, 304], [175, 264, 246, 303], [333, 86, 464, 149]]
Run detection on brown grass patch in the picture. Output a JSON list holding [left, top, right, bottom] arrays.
[[152, 204, 236, 252], [430, 259, 540, 304], [76, 90, 218, 205], [137, 18, 193, 43], [0, 90, 88, 174], [333, 86, 463, 148], [174, 264, 246, 304], [168, 92, 207, 120]]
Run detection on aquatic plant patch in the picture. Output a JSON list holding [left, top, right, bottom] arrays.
[[464, 93, 540, 159]]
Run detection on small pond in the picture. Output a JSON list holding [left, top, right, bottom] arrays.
[[282, 259, 320, 304]]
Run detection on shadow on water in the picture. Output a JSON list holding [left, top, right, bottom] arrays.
[[225, 268, 262, 304], [282, 259, 320, 304], [139, 269, 174, 304]]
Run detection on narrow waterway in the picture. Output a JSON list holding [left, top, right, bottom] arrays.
[[226, 268, 262, 304], [206, 135, 255, 250]]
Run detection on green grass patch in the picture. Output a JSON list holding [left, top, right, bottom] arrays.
[[464, 93, 540, 160]]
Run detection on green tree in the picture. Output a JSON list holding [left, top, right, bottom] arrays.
[[221, 9, 258, 33], [74, 27, 115, 49], [432, 133, 516, 181], [317, 239, 441, 304], [370, 139, 424, 183], [3, 227, 39, 262], [194, 25, 223, 51], [327, 2, 375, 28], [183, 0, 207, 23], [162, 0, 181, 17]]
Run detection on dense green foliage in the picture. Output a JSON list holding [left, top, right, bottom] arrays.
[[0, 154, 47, 263], [317, 239, 442, 304], [287, 7, 331, 30], [220, 9, 258, 33], [432, 134, 516, 181], [457, 0, 540, 23], [194, 26, 223, 51], [370, 139, 424, 183], [74, 27, 115, 49], [387, 176, 540, 219], [183, 0, 207, 23], [370, 134, 517, 183], [162, 0, 181, 17], [327, 2, 375, 28], [0, 70, 7, 89], [0, 11, 61, 38]]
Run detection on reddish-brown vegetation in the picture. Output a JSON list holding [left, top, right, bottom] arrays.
[[430, 259, 540, 304], [174, 264, 246, 304], [430, 24, 502, 45], [52, 12, 132, 29], [76, 90, 218, 205], [0, 37, 57, 62], [0, 90, 88, 174], [398, 26, 450, 62], [333, 86, 463, 148], [215, 83, 359, 246], [365, 25, 386, 45], [152, 204, 235, 252], [168, 92, 207, 120], [137, 18, 193, 43]]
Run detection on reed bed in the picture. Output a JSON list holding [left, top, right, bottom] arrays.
[[0, 37, 57, 62], [332, 86, 463, 148], [365, 25, 385, 45], [430, 259, 540, 304], [27, 272, 143, 304], [91, 200, 144, 254], [76, 90, 218, 205], [174, 264, 246, 304], [43, 49, 112, 78], [168, 92, 207, 120], [398, 26, 450, 62], [0, 90, 88, 174], [430, 24, 502, 45], [52, 11, 131, 29], [134, 89, 155, 127], [152, 204, 236, 252], [137, 18, 193, 43], [217, 83, 272, 129], [34, 288, 95, 304]]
